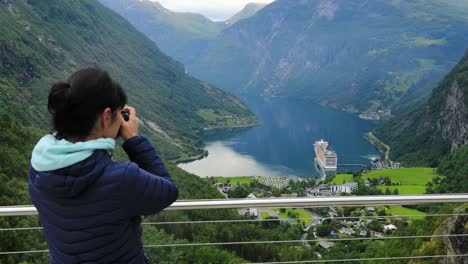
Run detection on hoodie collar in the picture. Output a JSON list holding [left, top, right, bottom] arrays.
[[31, 134, 115, 172]]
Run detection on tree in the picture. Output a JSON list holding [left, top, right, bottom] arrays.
[[393, 188, 399, 195], [367, 220, 384, 233], [377, 209, 387, 216], [228, 186, 249, 198], [385, 187, 391, 195], [316, 224, 331, 237]]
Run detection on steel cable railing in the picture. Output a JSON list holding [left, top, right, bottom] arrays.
[[0, 195, 467, 261], [1, 194, 467, 216], [248, 254, 468, 263], [1, 213, 467, 231]]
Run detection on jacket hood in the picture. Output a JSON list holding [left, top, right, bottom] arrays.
[[29, 135, 115, 198], [30, 150, 112, 198], [31, 135, 115, 172]]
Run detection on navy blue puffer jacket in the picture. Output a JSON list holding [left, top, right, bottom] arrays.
[[29, 136, 178, 263]]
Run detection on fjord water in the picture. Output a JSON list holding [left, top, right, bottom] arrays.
[[179, 97, 379, 178]]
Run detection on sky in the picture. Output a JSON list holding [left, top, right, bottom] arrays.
[[153, 0, 275, 21]]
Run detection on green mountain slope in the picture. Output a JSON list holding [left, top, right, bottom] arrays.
[[374, 51, 468, 166], [183, 0, 468, 117], [98, 0, 224, 64], [98, 1, 269, 64], [0, 0, 256, 161]]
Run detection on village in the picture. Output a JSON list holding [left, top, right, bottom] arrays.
[[208, 174, 410, 252]]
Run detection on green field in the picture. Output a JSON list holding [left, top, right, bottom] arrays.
[[386, 206, 427, 220], [196, 109, 221, 122], [365, 167, 440, 195], [260, 212, 270, 219], [274, 208, 313, 225], [330, 168, 441, 194], [197, 108, 259, 129], [213, 176, 254, 185], [362, 168, 441, 194], [364, 168, 439, 185], [329, 174, 354, 185], [377, 185, 427, 195]]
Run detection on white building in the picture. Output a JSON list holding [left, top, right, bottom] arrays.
[[239, 193, 258, 217], [330, 182, 358, 194], [340, 227, 354, 235]]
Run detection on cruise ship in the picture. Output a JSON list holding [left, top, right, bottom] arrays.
[[314, 139, 338, 170]]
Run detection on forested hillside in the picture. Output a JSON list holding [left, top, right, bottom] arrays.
[[0, 0, 256, 161], [374, 51, 468, 167], [182, 0, 468, 116], [98, 0, 224, 64]]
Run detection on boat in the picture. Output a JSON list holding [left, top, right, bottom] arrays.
[[314, 139, 337, 170]]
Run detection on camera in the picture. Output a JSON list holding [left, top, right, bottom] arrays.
[[121, 110, 130, 122]]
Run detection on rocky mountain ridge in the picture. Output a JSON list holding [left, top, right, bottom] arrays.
[[99, 0, 268, 64], [225, 3, 267, 26], [374, 51, 468, 165]]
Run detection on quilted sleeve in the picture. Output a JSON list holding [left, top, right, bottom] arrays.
[[121, 136, 178, 216]]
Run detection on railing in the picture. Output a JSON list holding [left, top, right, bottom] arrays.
[[1, 194, 467, 263], [2, 194, 467, 216]]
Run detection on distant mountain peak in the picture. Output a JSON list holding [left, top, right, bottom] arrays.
[[225, 2, 267, 25]]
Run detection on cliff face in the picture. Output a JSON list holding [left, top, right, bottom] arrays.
[[441, 207, 468, 264], [374, 52, 468, 165], [438, 80, 468, 152]]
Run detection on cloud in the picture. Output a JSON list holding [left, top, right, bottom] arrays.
[[154, 0, 275, 21]]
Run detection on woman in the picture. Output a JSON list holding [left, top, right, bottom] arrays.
[[29, 68, 178, 263]]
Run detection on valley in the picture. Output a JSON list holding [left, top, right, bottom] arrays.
[[0, 0, 466, 263]]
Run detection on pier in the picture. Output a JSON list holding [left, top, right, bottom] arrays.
[[337, 164, 368, 168]]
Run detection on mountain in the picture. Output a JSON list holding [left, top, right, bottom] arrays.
[[225, 3, 267, 26], [374, 51, 468, 194], [98, 0, 224, 63], [374, 51, 468, 166], [0, 0, 256, 161], [99, 0, 269, 71], [183, 0, 468, 117]]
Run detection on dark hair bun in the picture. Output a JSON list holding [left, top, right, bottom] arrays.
[[48, 81, 71, 114], [48, 68, 127, 139]]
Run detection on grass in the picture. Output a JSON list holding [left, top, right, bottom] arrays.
[[364, 167, 440, 195], [260, 212, 270, 219], [386, 206, 426, 220], [196, 109, 220, 122], [377, 185, 427, 195], [364, 168, 439, 185], [213, 176, 254, 186], [329, 174, 354, 185], [331, 168, 441, 194], [197, 108, 259, 129], [274, 208, 313, 225]]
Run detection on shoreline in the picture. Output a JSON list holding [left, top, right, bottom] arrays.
[[174, 150, 208, 165], [175, 121, 260, 165], [364, 132, 391, 163], [202, 121, 260, 131]]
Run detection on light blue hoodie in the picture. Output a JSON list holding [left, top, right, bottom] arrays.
[[31, 134, 115, 172]]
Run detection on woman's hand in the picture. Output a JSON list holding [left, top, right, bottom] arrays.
[[119, 106, 139, 141]]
